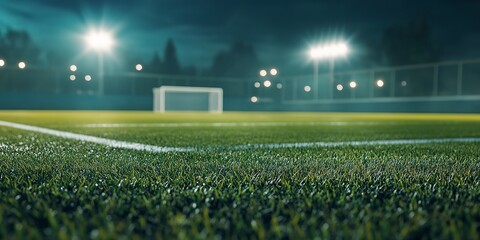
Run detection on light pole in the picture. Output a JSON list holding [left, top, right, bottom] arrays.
[[85, 29, 114, 96], [309, 42, 348, 99], [309, 49, 320, 99]]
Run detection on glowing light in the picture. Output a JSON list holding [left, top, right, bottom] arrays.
[[309, 47, 320, 59], [70, 65, 77, 72], [376, 79, 384, 87], [276, 83, 283, 89], [304, 85, 311, 92], [18, 62, 26, 69], [254, 82, 261, 88], [0, 59, 5, 67], [136, 64, 143, 71], [85, 75, 92, 81], [349, 81, 357, 88], [251, 96, 258, 103], [259, 69, 267, 77], [337, 84, 344, 91], [270, 68, 278, 76], [401, 81, 407, 87], [263, 80, 272, 88], [309, 42, 349, 60], [70, 75, 76, 81], [85, 30, 114, 51]]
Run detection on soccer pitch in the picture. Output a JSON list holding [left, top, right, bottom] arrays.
[[1, 111, 479, 239]]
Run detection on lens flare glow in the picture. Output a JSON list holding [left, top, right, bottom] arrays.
[[263, 80, 272, 88], [259, 69, 267, 77], [310, 42, 349, 60], [401, 81, 407, 87], [276, 83, 283, 89], [349, 81, 357, 88], [18, 62, 26, 69], [376, 79, 384, 87], [254, 82, 261, 88], [270, 68, 278, 76], [86, 30, 114, 51], [377, 79, 385, 87]]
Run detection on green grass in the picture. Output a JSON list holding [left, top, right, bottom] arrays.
[[1, 111, 479, 239]]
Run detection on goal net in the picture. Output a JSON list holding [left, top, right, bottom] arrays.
[[153, 86, 223, 113]]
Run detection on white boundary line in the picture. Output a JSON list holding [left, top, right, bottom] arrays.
[[1, 120, 479, 153], [81, 122, 387, 128], [226, 138, 480, 151], [0, 120, 194, 153]]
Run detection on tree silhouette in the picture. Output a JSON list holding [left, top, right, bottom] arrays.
[[163, 39, 180, 75], [379, 16, 440, 66], [148, 51, 163, 73], [0, 28, 40, 64], [209, 41, 261, 77]]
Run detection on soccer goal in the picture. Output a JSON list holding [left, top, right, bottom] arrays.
[[153, 86, 223, 113]]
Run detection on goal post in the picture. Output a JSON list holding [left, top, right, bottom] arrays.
[[153, 86, 223, 113]]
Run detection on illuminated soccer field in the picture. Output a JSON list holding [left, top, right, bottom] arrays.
[[1, 111, 479, 239]]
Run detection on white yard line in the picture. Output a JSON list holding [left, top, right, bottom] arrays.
[[0, 120, 194, 153], [227, 138, 480, 151], [81, 122, 385, 128], [1, 120, 479, 153]]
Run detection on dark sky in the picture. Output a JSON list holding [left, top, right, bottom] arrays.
[[1, 0, 479, 72]]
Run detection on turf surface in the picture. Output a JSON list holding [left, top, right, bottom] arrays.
[[0, 111, 479, 239]]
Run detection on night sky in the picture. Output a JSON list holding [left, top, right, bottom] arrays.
[[1, 0, 479, 72]]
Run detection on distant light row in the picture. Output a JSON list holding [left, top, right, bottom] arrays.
[[259, 68, 278, 77], [68, 64, 143, 72], [251, 79, 409, 100], [1, 61, 144, 72], [254, 80, 283, 89], [0, 59, 27, 69], [69, 74, 92, 81]]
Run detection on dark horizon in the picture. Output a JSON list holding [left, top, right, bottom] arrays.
[[1, 0, 479, 75]]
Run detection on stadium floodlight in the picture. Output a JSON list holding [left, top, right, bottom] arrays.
[[349, 81, 357, 88], [270, 68, 278, 76], [376, 79, 384, 87], [0, 59, 5, 67], [259, 69, 267, 77], [86, 30, 114, 51], [135, 64, 143, 71], [251, 96, 258, 103], [85, 75, 92, 81], [254, 82, 261, 88], [18, 61, 26, 69], [263, 80, 272, 88], [304, 85, 311, 92], [153, 86, 223, 113], [70, 65, 77, 72], [85, 29, 115, 96], [70, 75, 76, 81], [309, 41, 349, 99], [337, 84, 344, 91]]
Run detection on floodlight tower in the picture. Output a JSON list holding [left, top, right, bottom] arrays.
[[85, 29, 114, 96], [309, 42, 348, 99]]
